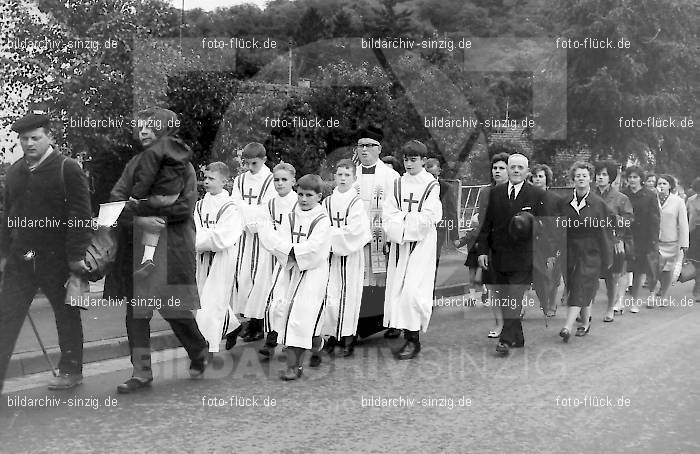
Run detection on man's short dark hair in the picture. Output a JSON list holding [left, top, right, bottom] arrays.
[[242, 142, 266, 159], [206, 161, 230, 179], [335, 158, 356, 175], [296, 174, 325, 194], [401, 140, 429, 158], [594, 159, 619, 183]]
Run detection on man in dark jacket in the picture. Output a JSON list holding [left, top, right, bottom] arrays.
[[477, 154, 553, 356], [0, 112, 92, 392]]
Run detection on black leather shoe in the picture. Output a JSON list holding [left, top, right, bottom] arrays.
[[396, 340, 421, 360], [225, 325, 243, 350], [322, 336, 337, 354], [495, 341, 510, 356], [189, 350, 208, 379], [384, 328, 402, 339], [133, 260, 156, 280], [309, 353, 322, 367], [342, 344, 354, 357], [117, 377, 153, 394]]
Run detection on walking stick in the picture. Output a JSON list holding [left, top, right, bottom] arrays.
[[27, 313, 58, 377]]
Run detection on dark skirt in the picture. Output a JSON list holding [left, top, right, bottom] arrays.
[[566, 237, 603, 307]]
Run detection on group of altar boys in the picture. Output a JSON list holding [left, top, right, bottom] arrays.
[[193, 139, 441, 380]]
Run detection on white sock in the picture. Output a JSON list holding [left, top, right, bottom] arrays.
[[142, 246, 155, 263]]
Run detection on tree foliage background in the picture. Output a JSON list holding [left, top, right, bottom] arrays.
[[1, 0, 698, 202]]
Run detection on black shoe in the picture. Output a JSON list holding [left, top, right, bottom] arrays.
[[384, 328, 402, 339], [117, 377, 153, 394], [47, 373, 83, 390], [340, 335, 354, 357], [189, 350, 208, 379], [309, 353, 322, 368], [133, 260, 156, 280], [224, 325, 243, 350], [495, 341, 510, 356], [559, 328, 571, 343], [342, 344, 354, 357], [322, 336, 337, 354], [396, 340, 421, 360]]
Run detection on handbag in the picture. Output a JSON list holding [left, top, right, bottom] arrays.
[[678, 260, 697, 283]]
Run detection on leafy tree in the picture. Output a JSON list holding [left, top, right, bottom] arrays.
[[548, 0, 699, 182], [294, 7, 328, 46]]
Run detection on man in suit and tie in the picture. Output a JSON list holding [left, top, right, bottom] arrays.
[[477, 153, 554, 356]]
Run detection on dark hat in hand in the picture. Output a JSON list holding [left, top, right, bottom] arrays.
[[11, 112, 51, 134], [509, 211, 535, 241]]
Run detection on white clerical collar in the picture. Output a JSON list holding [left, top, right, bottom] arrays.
[[570, 188, 590, 214]]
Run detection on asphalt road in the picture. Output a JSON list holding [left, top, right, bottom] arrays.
[[1, 282, 699, 453]]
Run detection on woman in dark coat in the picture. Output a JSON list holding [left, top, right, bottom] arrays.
[[621, 166, 660, 312], [103, 108, 208, 393], [557, 161, 613, 342], [457, 152, 509, 338]]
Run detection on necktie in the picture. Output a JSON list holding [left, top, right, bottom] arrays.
[[510, 186, 516, 201]]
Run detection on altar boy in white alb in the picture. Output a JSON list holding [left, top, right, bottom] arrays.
[[194, 162, 243, 352], [245, 162, 298, 360], [321, 159, 371, 357], [230, 142, 275, 342], [257, 174, 331, 380], [382, 140, 442, 360]]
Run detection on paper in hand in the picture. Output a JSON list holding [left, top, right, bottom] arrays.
[[97, 201, 127, 227]]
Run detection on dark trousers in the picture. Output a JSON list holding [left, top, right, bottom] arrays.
[[491, 268, 530, 347], [126, 304, 207, 380], [0, 255, 83, 388]]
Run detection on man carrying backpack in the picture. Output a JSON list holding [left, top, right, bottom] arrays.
[[0, 112, 92, 393]]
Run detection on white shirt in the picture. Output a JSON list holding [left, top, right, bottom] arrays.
[[507, 181, 524, 200]]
